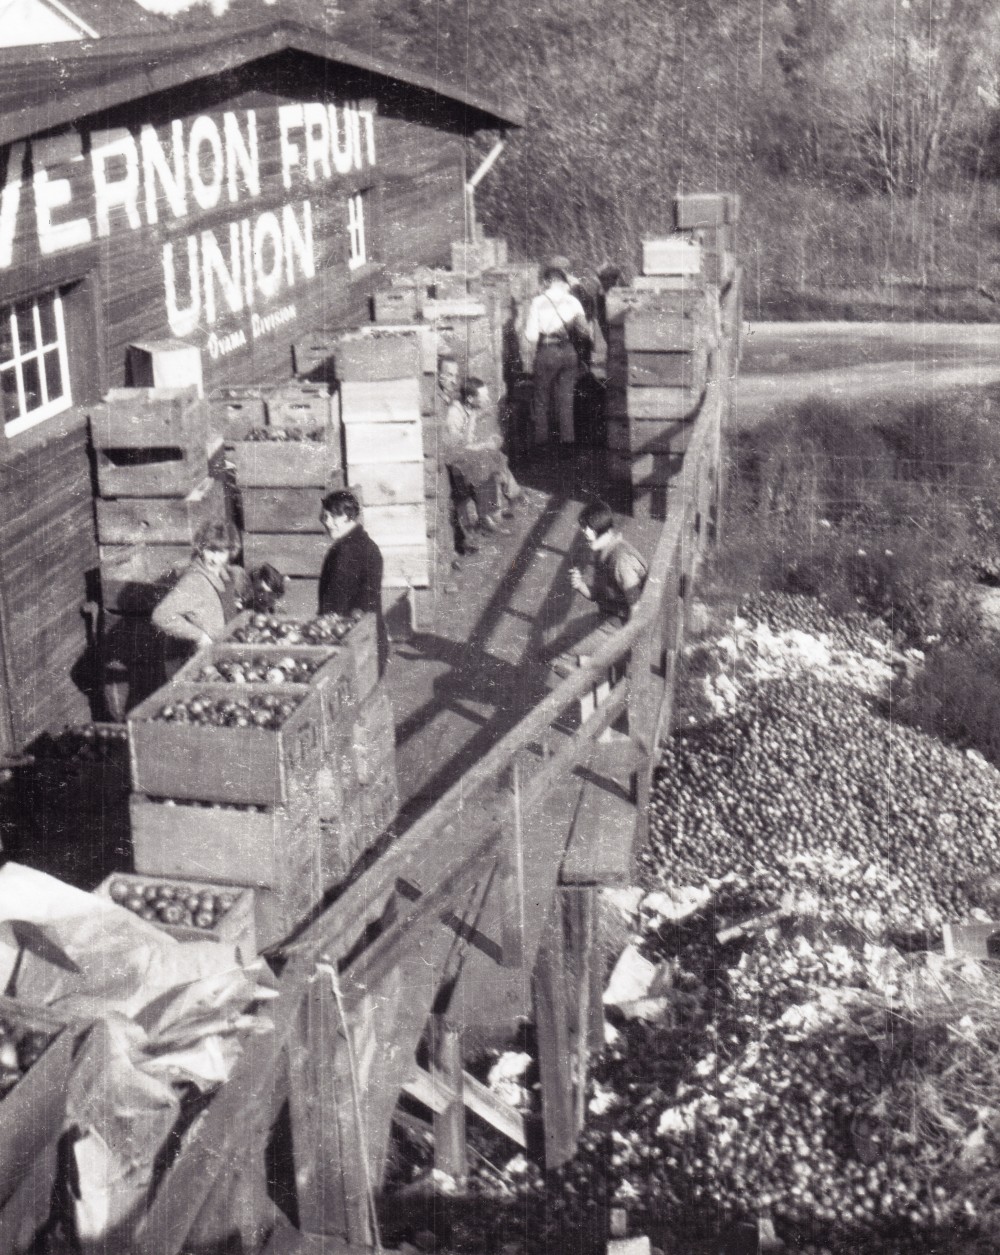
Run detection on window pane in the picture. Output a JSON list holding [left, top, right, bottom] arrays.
[[1, 367, 19, 423], [37, 297, 57, 344], [42, 349, 64, 402], [20, 356, 41, 413], [0, 313, 12, 364], [13, 301, 37, 353]]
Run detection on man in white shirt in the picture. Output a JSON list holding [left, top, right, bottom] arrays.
[[523, 258, 591, 446]]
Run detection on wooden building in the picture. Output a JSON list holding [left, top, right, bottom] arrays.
[[0, 15, 520, 760]]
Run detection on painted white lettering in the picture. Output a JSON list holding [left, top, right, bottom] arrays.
[[207, 327, 247, 360], [188, 115, 224, 212], [251, 303, 297, 338], [91, 129, 141, 237], [141, 121, 187, 225], [224, 110, 260, 203], [282, 200, 315, 285], [358, 108, 377, 166], [0, 143, 26, 269], [302, 103, 331, 183], [349, 106, 363, 171], [253, 211, 284, 298], [278, 104, 304, 190], [240, 217, 254, 307], [163, 236, 200, 337], [33, 167, 92, 255], [329, 104, 354, 176], [202, 222, 243, 325]]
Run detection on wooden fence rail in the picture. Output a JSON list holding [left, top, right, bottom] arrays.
[[125, 273, 742, 1255]]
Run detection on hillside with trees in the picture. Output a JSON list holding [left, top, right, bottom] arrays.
[[169, 0, 1000, 319]]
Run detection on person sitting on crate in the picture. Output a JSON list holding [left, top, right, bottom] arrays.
[[152, 521, 250, 665], [569, 500, 648, 626], [523, 258, 592, 447], [444, 377, 523, 536], [318, 489, 389, 676]]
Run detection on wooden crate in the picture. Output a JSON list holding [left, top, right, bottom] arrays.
[[243, 531, 327, 577], [626, 348, 707, 390], [349, 461, 425, 507], [99, 543, 189, 614], [208, 390, 268, 441], [0, 997, 72, 1213], [374, 286, 419, 324], [126, 342, 204, 395], [94, 872, 257, 958], [265, 384, 332, 429], [605, 385, 705, 421], [381, 543, 430, 588], [605, 287, 711, 324], [291, 338, 336, 381], [279, 577, 319, 619], [344, 420, 424, 466], [222, 611, 379, 714], [608, 450, 684, 485], [641, 237, 702, 277], [334, 333, 423, 382], [339, 378, 422, 425], [606, 418, 698, 457], [618, 314, 701, 353], [130, 793, 319, 891], [241, 486, 326, 534], [95, 444, 206, 500], [95, 475, 224, 545], [172, 641, 346, 689], [253, 834, 324, 949], [674, 193, 729, 228], [421, 299, 489, 322], [363, 502, 428, 547], [89, 387, 206, 450], [128, 681, 324, 805], [228, 438, 339, 489]]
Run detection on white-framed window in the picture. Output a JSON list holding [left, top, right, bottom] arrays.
[[347, 190, 367, 270], [1, 291, 72, 438]]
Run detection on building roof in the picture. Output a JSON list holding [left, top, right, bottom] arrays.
[[0, 0, 169, 46], [0, 14, 523, 148], [54, 0, 170, 36]]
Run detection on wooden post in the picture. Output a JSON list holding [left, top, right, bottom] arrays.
[[499, 761, 527, 969], [431, 1016, 468, 1183], [564, 887, 603, 1135], [532, 899, 576, 1169], [287, 983, 372, 1246]]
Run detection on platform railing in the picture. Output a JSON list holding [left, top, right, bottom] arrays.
[[127, 274, 741, 1255]]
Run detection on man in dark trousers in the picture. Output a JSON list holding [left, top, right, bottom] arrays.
[[318, 489, 388, 675]]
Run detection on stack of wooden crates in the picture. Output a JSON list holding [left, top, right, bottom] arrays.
[[91, 387, 218, 615], [213, 382, 343, 618], [606, 193, 737, 518], [335, 329, 434, 591], [126, 611, 397, 950]]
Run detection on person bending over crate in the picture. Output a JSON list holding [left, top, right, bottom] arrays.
[[152, 521, 250, 660], [318, 489, 388, 676], [569, 500, 648, 626]]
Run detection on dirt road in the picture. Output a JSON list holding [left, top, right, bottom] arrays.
[[735, 321, 1000, 424]]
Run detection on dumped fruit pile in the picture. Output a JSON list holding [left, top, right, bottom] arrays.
[[229, 611, 355, 645], [244, 425, 326, 442], [591, 591, 1000, 1252], [194, 654, 325, 685], [591, 892, 1000, 1254], [646, 596, 1000, 937], [0, 1017, 54, 1098], [108, 878, 236, 929], [155, 692, 301, 728]]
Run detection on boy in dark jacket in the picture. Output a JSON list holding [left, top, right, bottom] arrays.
[[318, 489, 388, 675]]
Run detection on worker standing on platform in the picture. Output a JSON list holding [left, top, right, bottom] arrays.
[[569, 500, 648, 625], [152, 520, 249, 659], [523, 258, 591, 447], [318, 489, 388, 676], [444, 377, 522, 536]]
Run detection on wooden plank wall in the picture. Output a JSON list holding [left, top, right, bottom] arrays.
[[0, 417, 96, 745]]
